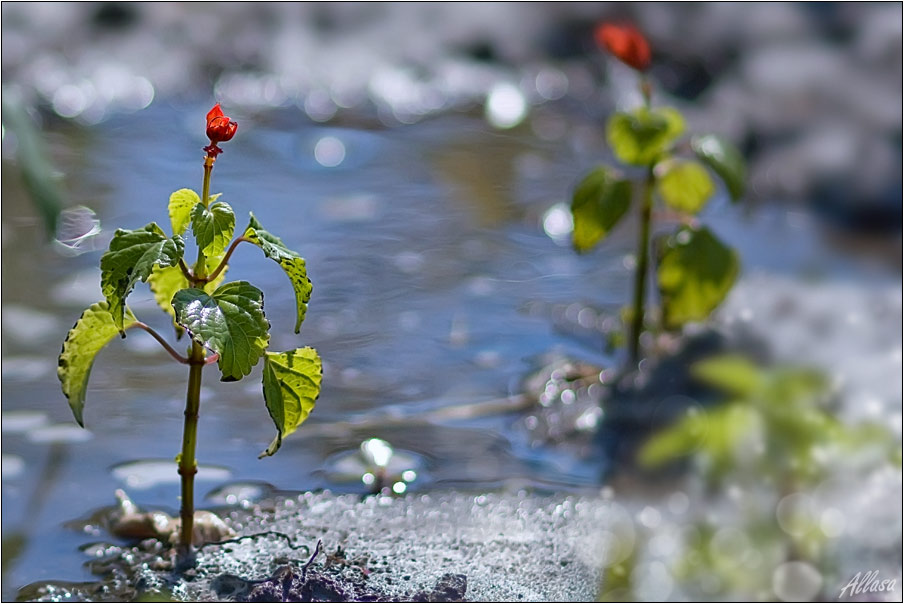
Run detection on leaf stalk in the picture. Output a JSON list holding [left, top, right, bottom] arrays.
[[128, 322, 190, 364]]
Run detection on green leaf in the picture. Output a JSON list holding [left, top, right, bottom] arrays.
[[691, 355, 764, 398], [259, 347, 322, 458], [168, 189, 201, 236], [100, 223, 184, 331], [606, 107, 685, 166], [639, 404, 760, 476], [760, 369, 830, 415], [243, 213, 313, 334], [638, 406, 709, 467], [191, 201, 235, 259], [691, 135, 746, 202], [172, 281, 270, 381], [657, 226, 739, 329], [148, 259, 227, 334], [570, 166, 632, 252], [655, 159, 715, 214], [58, 302, 138, 427]]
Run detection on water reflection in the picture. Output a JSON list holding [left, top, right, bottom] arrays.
[[53, 205, 103, 256], [313, 135, 346, 168], [110, 460, 232, 491], [485, 82, 529, 129], [1, 443, 67, 584], [324, 437, 422, 494]]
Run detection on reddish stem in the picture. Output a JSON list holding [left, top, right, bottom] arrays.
[[128, 322, 190, 364], [200, 236, 253, 283]]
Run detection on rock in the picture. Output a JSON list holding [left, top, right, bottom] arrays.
[[108, 489, 236, 546]]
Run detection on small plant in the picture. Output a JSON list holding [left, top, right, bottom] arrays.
[[631, 356, 901, 600], [572, 23, 747, 365], [58, 104, 322, 559]]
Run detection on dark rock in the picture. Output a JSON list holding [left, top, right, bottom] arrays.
[[411, 573, 468, 603]]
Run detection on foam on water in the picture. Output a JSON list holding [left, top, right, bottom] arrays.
[[142, 491, 617, 602]]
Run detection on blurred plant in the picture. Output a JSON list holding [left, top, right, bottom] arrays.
[[58, 103, 322, 562], [607, 355, 902, 600], [572, 23, 747, 365], [1, 95, 64, 237], [640, 356, 901, 483]]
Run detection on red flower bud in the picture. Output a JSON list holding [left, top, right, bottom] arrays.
[[207, 116, 237, 142], [594, 23, 651, 72], [206, 103, 237, 143], [204, 103, 237, 158]]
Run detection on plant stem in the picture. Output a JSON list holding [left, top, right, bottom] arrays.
[[201, 236, 252, 283], [177, 340, 205, 559], [628, 167, 655, 366], [201, 157, 214, 209], [194, 156, 216, 280], [178, 258, 194, 281], [640, 75, 652, 108], [128, 322, 189, 364], [176, 153, 217, 562]]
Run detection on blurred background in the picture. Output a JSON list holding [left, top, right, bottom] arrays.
[[1, 3, 901, 601]]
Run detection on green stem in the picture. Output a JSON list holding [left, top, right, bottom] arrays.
[[176, 153, 216, 563], [628, 167, 655, 366], [194, 156, 216, 280], [178, 340, 205, 559], [201, 156, 213, 209], [640, 75, 652, 109]]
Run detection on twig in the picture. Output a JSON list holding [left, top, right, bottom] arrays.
[[195, 530, 313, 554], [201, 236, 253, 283], [302, 539, 323, 579], [128, 322, 189, 364], [179, 258, 194, 282]]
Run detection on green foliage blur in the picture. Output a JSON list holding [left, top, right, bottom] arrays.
[[598, 356, 901, 601]]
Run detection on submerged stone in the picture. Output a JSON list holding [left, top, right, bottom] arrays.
[[106, 489, 236, 546]]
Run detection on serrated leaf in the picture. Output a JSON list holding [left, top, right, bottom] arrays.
[[58, 302, 138, 427], [607, 107, 685, 166], [168, 189, 201, 236], [148, 259, 227, 333], [100, 223, 184, 331], [243, 213, 313, 334], [259, 347, 322, 458], [657, 226, 739, 329], [191, 201, 235, 259], [570, 166, 632, 252], [655, 159, 715, 214], [691, 135, 746, 202], [172, 281, 270, 381]]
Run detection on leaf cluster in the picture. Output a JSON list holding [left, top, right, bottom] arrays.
[[571, 105, 746, 329], [635, 356, 901, 600], [59, 189, 321, 457], [639, 356, 901, 484]]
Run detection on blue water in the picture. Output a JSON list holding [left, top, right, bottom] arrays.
[[1, 102, 897, 598]]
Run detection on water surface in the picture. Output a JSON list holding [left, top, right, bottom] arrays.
[[1, 102, 898, 598]]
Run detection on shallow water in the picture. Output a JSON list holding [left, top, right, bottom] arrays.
[[1, 102, 899, 599]]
